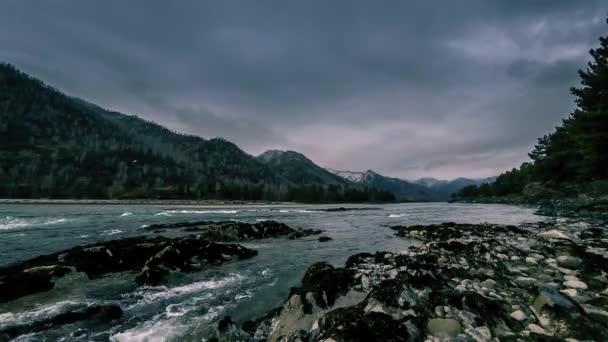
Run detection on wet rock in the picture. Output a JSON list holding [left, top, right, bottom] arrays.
[[0, 270, 56, 303], [563, 279, 588, 290], [528, 323, 552, 336], [468, 326, 492, 341], [291, 262, 356, 314], [318, 236, 333, 242], [515, 277, 537, 288], [317, 306, 411, 342], [480, 279, 496, 290], [427, 318, 462, 338], [538, 230, 571, 241], [556, 255, 582, 269], [0, 236, 257, 302], [531, 287, 608, 340], [143, 220, 323, 241], [0, 304, 122, 339], [510, 310, 527, 321]]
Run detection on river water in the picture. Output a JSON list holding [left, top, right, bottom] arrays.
[[0, 203, 543, 341]]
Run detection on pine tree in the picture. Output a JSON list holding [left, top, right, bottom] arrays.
[[568, 19, 608, 179]]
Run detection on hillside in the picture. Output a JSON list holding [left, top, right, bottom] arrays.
[[258, 150, 350, 186], [0, 63, 392, 202]]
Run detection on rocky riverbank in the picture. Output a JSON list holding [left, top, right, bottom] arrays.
[[453, 181, 608, 221], [214, 220, 608, 341]]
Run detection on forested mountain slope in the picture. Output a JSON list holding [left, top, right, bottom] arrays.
[[0, 63, 392, 202]]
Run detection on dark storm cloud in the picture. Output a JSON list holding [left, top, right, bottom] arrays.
[[0, 0, 605, 179]]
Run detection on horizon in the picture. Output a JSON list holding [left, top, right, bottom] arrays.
[[1, 1, 605, 179]]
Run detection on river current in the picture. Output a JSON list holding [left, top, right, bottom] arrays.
[[0, 203, 543, 341]]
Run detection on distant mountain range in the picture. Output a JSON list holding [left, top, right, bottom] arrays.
[[328, 169, 495, 201], [0, 63, 492, 202]]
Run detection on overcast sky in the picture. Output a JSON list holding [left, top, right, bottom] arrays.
[[1, 1, 605, 179]]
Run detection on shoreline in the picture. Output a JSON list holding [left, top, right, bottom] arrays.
[[0, 199, 442, 206]]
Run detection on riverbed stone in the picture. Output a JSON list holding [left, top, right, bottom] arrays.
[[557, 255, 582, 269], [564, 279, 588, 290], [426, 318, 462, 338]]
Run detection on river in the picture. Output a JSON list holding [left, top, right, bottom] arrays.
[[0, 202, 543, 341]]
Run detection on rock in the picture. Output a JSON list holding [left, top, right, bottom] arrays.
[[317, 306, 412, 342], [468, 326, 492, 341], [318, 236, 333, 242], [538, 230, 571, 240], [361, 274, 370, 290], [564, 280, 588, 290], [526, 257, 539, 265], [291, 262, 356, 313], [0, 236, 258, 302], [556, 255, 582, 269], [480, 279, 496, 289], [515, 277, 537, 288], [0, 270, 56, 303], [426, 318, 462, 338], [528, 323, 552, 336], [143, 220, 322, 241], [0, 304, 122, 339], [582, 305, 608, 326], [510, 310, 527, 321]]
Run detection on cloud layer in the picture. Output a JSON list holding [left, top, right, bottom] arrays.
[[1, 1, 605, 179]]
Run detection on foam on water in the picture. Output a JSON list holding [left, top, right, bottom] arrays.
[[129, 274, 246, 306], [120, 212, 133, 217], [389, 214, 406, 218], [111, 315, 189, 342], [0, 217, 71, 230], [0, 300, 87, 328], [163, 210, 240, 215], [101, 229, 123, 236]]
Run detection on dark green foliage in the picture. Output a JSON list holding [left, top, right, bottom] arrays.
[[0, 63, 393, 203], [531, 19, 608, 182], [455, 19, 608, 198]]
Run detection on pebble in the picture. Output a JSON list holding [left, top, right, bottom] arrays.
[[539, 230, 571, 240], [515, 277, 536, 288], [510, 310, 527, 321], [528, 323, 552, 336], [426, 318, 462, 338], [525, 257, 539, 265], [557, 255, 582, 269], [564, 280, 588, 290], [361, 275, 370, 289], [468, 326, 492, 342]]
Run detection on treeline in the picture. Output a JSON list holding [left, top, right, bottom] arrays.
[[0, 63, 394, 203], [455, 20, 608, 199]]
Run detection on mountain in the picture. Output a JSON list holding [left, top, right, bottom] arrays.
[[258, 150, 350, 186], [0, 63, 393, 202], [328, 169, 496, 201], [328, 169, 434, 201]]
